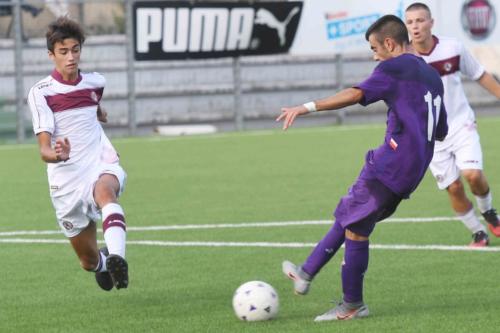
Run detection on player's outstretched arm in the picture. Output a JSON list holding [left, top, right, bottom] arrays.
[[477, 72, 500, 99], [276, 88, 363, 130], [37, 132, 71, 163]]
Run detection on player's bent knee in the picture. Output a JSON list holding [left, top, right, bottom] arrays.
[[94, 176, 120, 206], [462, 170, 484, 187], [97, 173, 120, 190], [345, 229, 369, 241], [447, 179, 465, 195]]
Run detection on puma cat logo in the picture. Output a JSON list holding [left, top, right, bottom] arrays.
[[254, 7, 300, 46]]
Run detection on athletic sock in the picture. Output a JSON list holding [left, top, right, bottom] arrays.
[[93, 250, 108, 273], [302, 222, 345, 277], [102, 203, 127, 258], [475, 190, 493, 214], [342, 238, 369, 304], [457, 207, 486, 234]]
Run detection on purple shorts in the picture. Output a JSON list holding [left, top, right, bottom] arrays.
[[333, 165, 402, 237]]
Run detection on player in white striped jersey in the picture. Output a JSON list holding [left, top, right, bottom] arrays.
[[405, 3, 500, 247], [27, 17, 129, 290]]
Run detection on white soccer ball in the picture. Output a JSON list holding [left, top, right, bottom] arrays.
[[232, 281, 279, 321]]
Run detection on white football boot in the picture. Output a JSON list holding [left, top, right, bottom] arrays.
[[282, 260, 311, 295], [314, 301, 369, 322]]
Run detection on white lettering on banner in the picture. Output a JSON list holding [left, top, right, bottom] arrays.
[[190, 8, 229, 52], [327, 14, 380, 40], [163, 8, 189, 52], [137, 7, 256, 53], [227, 8, 254, 50], [136, 8, 162, 52]]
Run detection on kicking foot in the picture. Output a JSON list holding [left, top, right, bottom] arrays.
[[106, 254, 129, 289], [469, 230, 489, 247], [282, 260, 311, 295], [314, 301, 369, 322], [482, 209, 500, 237], [95, 247, 114, 291]]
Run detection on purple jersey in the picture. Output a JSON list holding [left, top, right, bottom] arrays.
[[356, 53, 448, 198]]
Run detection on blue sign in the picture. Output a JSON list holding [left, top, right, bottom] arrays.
[[326, 14, 381, 40]]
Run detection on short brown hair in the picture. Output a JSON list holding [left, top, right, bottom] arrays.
[[365, 15, 409, 45], [405, 2, 432, 17], [46, 16, 85, 52]]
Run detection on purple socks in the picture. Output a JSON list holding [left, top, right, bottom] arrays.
[[342, 238, 369, 303], [301, 222, 345, 277]]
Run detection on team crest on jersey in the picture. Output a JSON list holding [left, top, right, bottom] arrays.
[[443, 62, 453, 72], [62, 221, 74, 231], [90, 91, 98, 102]]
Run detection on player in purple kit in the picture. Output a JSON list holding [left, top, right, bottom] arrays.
[[277, 15, 447, 321]]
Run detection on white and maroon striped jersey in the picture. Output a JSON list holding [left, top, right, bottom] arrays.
[[417, 36, 484, 137], [28, 70, 119, 196]]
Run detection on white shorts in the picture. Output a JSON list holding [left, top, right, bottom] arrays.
[[429, 123, 483, 190], [51, 163, 127, 237]]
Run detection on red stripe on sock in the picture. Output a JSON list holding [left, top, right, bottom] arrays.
[[103, 213, 126, 232]]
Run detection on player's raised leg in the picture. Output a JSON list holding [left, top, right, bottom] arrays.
[[282, 221, 345, 295], [94, 173, 129, 289]]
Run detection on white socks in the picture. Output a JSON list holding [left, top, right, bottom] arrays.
[[102, 203, 127, 259], [457, 207, 486, 234], [475, 191, 492, 214]]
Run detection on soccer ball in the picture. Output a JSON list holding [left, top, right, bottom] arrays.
[[232, 281, 279, 321]]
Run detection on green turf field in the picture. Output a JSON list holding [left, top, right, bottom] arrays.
[[1, 117, 499, 332]]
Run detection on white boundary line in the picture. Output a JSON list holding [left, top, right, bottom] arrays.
[[2, 216, 492, 252], [0, 216, 459, 237], [0, 238, 498, 252]]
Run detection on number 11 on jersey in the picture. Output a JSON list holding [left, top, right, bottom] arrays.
[[424, 91, 442, 142]]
